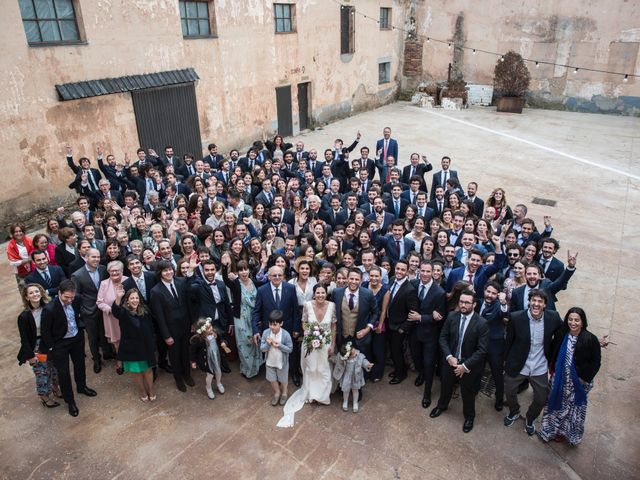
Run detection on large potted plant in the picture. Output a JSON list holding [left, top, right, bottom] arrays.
[[493, 51, 531, 113]]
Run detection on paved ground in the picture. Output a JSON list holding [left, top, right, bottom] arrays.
[[1, 103, 639, 480]]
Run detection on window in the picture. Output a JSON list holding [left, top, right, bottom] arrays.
[[378, 62, 390, 84], [380, 7, 391, 30], [340, 5, 355, 55], [274, 3, 295, 33], [179, 0, 214, 38], [18, 0, 81, 45]]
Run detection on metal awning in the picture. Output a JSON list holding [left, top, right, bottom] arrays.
[[55, 68, 199, 101]]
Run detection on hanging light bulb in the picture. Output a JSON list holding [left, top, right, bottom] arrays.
[[535, 61, 539, 68], [448, 43, 452, 49], [500, 55, 505, 62], [574, 68, 579, 74], [426, 37, 430, 42], [624, 74, 629, 82], [472, 49, 476, 54]]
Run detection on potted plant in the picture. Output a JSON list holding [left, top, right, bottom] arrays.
[[493, 50, 531, 113]]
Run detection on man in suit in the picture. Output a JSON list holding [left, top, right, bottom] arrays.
[[429, 290, 488, 433], [455, 232, 488, 265], [95, 179, 124, 207], [65, 145, 102, 196], [376, 126, 399, 165], [158, 145, 181, 174], [27, 250, 67, 297], [465, 182, 485, 217], [324, 148, 351, 192], [254, 178, 276, 207], [67, 239, 91, 276], [71, 248, 110, 373], [427, 186, 447, 218], [320, 195, 345, 229], [510, 253, 577, 312], [382, 168, 409, 195], [386, 260, 419, 384], [408, 261, 447, 408], [401, 177, 424, 204], [252, 266, 302, 385], [442, 245, 464, 283], [366, 197, 396, 234], [41, 279, 97, 417], [374, 220, 416, 265], [446, 240, 506, 297], [82, 224, 104, 256], [503, 289, 563, 436], [293, 141, 309, 164], [357, 146, 377, 181], [537, 238, 565, 282], [176, 153, 197, 180], [414, 192, 435, 222], [430, 156, 460, 201], [385, 184, 410, 219], [306, 148, 324, 179], [150, 260, 194, 392], [447, 211, 466, 247], [402, 153, 432, 189], [333, 268, 380, 358], [238, 147, 259, 173], [203, 143, 224, 170]]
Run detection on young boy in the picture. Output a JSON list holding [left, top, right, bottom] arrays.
[[260, 310, 293, 406]]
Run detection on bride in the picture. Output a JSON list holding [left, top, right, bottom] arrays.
[[278, 283, 336, 427]]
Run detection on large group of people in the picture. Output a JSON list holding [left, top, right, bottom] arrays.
[[10, 127, 602, 444]]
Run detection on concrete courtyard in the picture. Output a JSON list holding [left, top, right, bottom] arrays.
[[1, 102, 638, 480]]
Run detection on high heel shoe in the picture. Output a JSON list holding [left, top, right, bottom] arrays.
[[40, 398, 60, 408]]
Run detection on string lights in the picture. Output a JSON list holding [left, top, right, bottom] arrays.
[[336, 0, 637, 81]]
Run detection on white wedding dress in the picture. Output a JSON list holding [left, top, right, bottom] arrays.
[[277, 301, 335, 428]]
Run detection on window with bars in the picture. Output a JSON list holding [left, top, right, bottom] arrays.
[[340, 5, 355, 54], [378, 62, 390, 84], [274, 3, 295, 33], [18, 0, 81, 45], [179, 0, 214, 38], [380, 7, 391, 30]]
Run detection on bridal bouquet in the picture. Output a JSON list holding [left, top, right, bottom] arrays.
[[302, 322, 332, 356]]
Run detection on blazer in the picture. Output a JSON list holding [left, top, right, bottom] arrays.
[[385, 197, 410, 219], [411, 280, 447, 342], [111, 302, 156, 365], [401, 163, 433, 188], [430, 169, 460, 201], [25, 266, 67, 298], [427, 198, 446, 218], [382, 181, 409, 195], [222, 266, 259, 318], [386, 279, 419, 332], [150, 278, 192, 340], [477, 299, 507, 341], [446, 253, 507, 296], [504, 309, 563, 377], [439, 311, 488, 373], [54, 243, 77, 277], [71, 265, 108, 319], [41, 296, 84, 349], [540, 256, 565, 283], [203, 153, 224, 170], [259, 327, 294, 356], [122, 272, 157, 304], [332, 287, 380, 350], [375, 234, 416, 264], [549, 329, 601, 383], [189, 277, 233, 330], [67, 256, 87, 277], [252, 282, 301, 336], [376, 138, 399, 162], [509, 267, 575, 312], [17, 309, 49, 364], [358, 157, 377, 181], [465, 196, 485, 217]]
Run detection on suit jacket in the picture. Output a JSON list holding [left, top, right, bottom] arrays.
[[326, 159, 351, 192], [375, 234, 416, 264], [306, 159, 324, 179], [430, 170, 460, 200], [477, 299, 507, 341], [366, 212, 396, 233], [189, 277, 233, 330], [41, 296, 84, 350], [411, 280, 447, 342], [17, 309, 49, 364], [358, 157, 377, 181], [539, 256, 565, 282], [320, 208, 345, 229], [439, 311, 488, 373], [93, 189, 124, 207], [509, 268, 575, 312], [385, 197, 410, 219], [25, 266, 67, 297], [376, 138, 399, 162], [549, 328, 601, 382], [176, 163, 197, 180], [333, 287, 380, 350], [446, 253, 506, 296], [254, 190, 275, 207], [427, 198, 447, 218], [54, 243, 77, 277], [386, 279, 419, 332], [465, 196, 485, 217], [383, 182, 409, 195], [150, 278, 192, 340], [122, 272, 157, 304], [71, 265, 108, 320], [252, 282, 301, 336], [68, 256, 87, 276], [203, 154, 223, 170], [504, 309, 563, 377], [401, 163, 432, 189], [66, 155, 102, 193]]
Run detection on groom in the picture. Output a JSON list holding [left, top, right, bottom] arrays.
[[253, 266, 302, 386]]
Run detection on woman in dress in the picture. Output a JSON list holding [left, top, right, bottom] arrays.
[[111, 286, 157, 402], [290, 259, 317, 306], [16, 283, 60, 408], [503, 260, 526, 301], [7, 223, 33, 289], [539, 307, 602, 445], [222, 259, 263, 378], [97, 260, 128, 375]]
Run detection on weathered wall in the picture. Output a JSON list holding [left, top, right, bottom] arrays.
[[0, 0, 406, 227], [408, 0, 640, 114]]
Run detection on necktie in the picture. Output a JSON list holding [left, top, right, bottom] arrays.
[[188, 165, 194, 176], [411, 166, 415, 178], [136, 277, 146, 300], [266, 192, 272, 204], [419, 284, 426, 301], [395, 200, 400, 217], [443, 170, 449, 187], [42, 270, 51, 286], [418, 207, 424, 217], [298, 152, 302, 161], [386, 169, 391, 183], [395, 240, 401, 255], [411, 193, 416, 204], [349, 293, 355, 310], [479, 302, 486, 316], [383, 140, 388, 161], [85, 170, 97, 191], [275, 288, 281, 307], [170, 283, 178, 301], [457, 315, 467, 358], [438, 200, 443, 212], [249, 160, 254, 170], [466, 272, 474, 284], [390, 282, 397, 299]]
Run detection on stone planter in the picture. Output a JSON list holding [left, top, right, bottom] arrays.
[[496, 96, 526, 113]]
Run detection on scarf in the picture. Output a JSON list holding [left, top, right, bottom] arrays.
[[547, 334, 587, 412]]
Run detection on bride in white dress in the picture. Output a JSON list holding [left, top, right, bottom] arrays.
[[278, 284, 336, 427]]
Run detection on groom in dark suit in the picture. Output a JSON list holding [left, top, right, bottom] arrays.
[[430, 290, 488, 433], [252, 265, 302, 385]]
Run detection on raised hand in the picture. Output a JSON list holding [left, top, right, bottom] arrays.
[[567, 250, 578, 268]]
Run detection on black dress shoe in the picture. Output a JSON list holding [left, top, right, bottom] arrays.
[[184, 376, 195, 387], [176, 380, 187, 392], [463, 419, 474, 433], [388, 371, 397, 378], [93, 360, 102, 374], [389, 376, 405, 385], [159, 363, 173, 374], [68, 402, 79, 417], [77, 386, 97, 397], [429, 407, 446, 418], [421, 397, 431, 409], [494, 398, 504, 411], [414, 374, 424, 387], [292, 374, 301, 387]]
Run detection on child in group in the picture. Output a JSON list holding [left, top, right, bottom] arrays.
[[260, 310, 293, 406], [333, 342, 373, 413], [190, 317, 228, 400]]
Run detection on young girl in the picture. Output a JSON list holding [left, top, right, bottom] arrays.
[[260, 311, 293, 406], [190, 318, 228, 400], [333, 342, 373, 413]]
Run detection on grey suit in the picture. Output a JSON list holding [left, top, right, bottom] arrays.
[[72, 265, 111, 361]]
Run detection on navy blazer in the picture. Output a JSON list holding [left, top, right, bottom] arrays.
[[41, 296, 84, 350], [375, 234, 416, 264], [385, 197, 410, 219], [446, 253, 506, 296], [366, 212, 396, 233], [252, 282, 301, 336], [411, 280, 447, 342], [122, 272, 157, 304], [401, 163, 432, 188], [478, 300, 507, 341], [539, 256, 565, 282], [333, 287, 380, 350], [509, 267, 575, 312], [376, 138, 399, 162], [430, 169, 460, 201], [25, 266, 67, 297]]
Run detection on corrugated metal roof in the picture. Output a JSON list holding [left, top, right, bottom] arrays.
[[55, 68, 200, 101]]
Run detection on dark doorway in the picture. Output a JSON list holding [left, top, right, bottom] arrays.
[[297, 82, 311, 131], [275, 85, 293, 137], [132, 83, 202, 158]]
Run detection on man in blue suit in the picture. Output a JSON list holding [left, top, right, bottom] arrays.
[[26, 250, 67, 297], [537, 238, 565, 282], [430, 156, 460, 201], [374, 220, 416, 265], [376, 126, 399, 165], [446, 237, 506, 297], [252, 265, 302, 385]]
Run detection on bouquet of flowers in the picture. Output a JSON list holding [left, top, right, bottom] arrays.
[[302, 322, 332, 357]]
